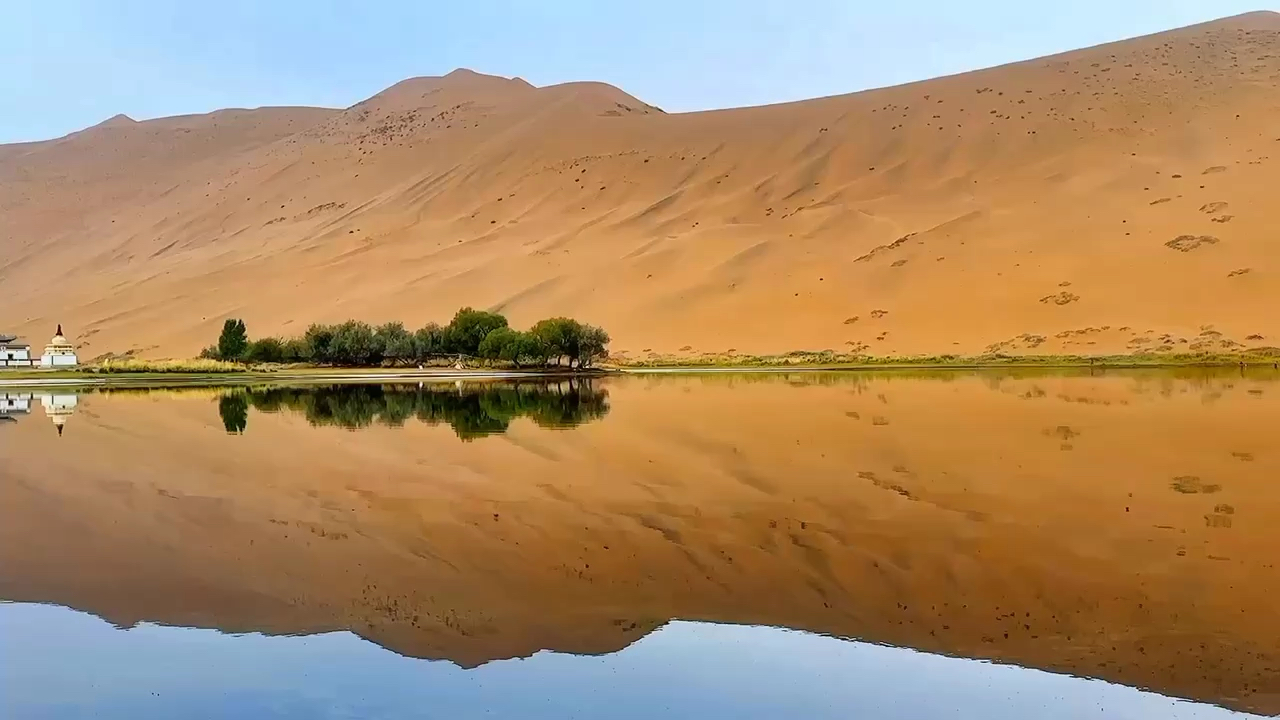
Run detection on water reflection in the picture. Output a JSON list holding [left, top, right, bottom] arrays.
[[215, 380, 610, 438], [0, 391, 79, 435], [1, 602, 1257, 720], [2, 370, 1278, 716]]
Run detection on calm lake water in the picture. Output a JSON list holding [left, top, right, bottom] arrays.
[[2, 370, 1277, 718]]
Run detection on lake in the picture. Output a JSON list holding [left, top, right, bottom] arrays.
[[1, 370, 1277, 718]]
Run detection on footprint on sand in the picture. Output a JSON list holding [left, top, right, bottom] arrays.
[[1165, 235, 1219, 252]]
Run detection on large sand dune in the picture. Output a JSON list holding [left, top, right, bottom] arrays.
[[2, 12, 1279, 359]]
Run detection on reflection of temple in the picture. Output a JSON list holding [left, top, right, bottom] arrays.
[[41, 394, 79, 436], [0, 392, 78, 434], [1, 392, 33, 423]]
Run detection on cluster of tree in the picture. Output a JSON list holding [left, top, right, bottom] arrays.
[[217, 380, 609, 439], [203, 309, 610, 368]]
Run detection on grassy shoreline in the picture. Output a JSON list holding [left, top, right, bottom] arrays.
[[2, 350, 1279, 389], [0, 366, 606, 389], [0, 351, 1274, 386]]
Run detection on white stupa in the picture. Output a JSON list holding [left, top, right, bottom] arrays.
[[40, 325, 78, 368]]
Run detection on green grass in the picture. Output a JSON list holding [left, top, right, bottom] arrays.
[[5, 349, 1277, 391]]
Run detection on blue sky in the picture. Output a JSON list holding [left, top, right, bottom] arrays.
[[2, 1, 1275, 143]]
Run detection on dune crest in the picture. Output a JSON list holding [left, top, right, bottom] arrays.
[[2, 12, 1279, 359]]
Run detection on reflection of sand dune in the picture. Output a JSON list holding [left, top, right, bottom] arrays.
[[4, 15, 1280, 358], [1, 373, 1279, 712]]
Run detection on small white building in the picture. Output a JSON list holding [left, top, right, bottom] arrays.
[[1, 392, 33, 416], [0, 335, 32, 368], [40, 325, 78, 368]]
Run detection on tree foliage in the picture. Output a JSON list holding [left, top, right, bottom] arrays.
[[446, 307, 509, 356], [531, 317, 610, 367], [208, 308, 609, 369], [217, 319, 249, 361]]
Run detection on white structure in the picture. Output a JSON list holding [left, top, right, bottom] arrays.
[[0, 335, 32, 368], [1, 392, 33, 416], [40, 393, 79, 436], [40, 325, 78, 368]]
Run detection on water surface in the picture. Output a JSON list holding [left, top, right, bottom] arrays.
[[2, 371, 1277, 717]]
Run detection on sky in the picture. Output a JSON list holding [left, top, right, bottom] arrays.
[[1, 0, 1276, 143], [4, 604, 1254, 718]]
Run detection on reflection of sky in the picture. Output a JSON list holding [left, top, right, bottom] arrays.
[[0, 603, 1258, 720]]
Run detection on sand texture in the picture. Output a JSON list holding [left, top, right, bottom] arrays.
[[2, 13, 1280, 359]]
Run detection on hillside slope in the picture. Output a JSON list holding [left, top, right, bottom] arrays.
[[2, 12, 1279, 359]]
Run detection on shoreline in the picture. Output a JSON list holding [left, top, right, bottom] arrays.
[[2, 353, 1280, 389], [0, 368, 603, 390]]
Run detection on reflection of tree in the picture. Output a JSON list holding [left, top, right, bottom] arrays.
[[218, 394, 249, 434], [236, 381, 609, 439]]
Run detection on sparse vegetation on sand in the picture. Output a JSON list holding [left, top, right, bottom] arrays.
[[199, 309, 610, 369], [610, 348, 1280, 370], [87, 358, 246, 374]]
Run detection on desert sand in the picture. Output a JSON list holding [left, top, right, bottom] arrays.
[[1, 373, 1278, 713], [2, 13, 1279, 360]]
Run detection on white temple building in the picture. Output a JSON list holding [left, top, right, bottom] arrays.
[[40, 325, 78, 368], [0, 326, 78, 369], [0, 335, 32, 368]]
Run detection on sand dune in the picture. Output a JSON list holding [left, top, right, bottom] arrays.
[[2, 12, 1279, 359], [2, 373, 1278, 712]]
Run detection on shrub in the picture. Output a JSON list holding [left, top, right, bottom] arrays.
[[91, 358, 244, 374], [243, 337, 286, 364]]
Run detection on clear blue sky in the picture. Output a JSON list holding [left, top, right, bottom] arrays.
[[2, 1, 1274, 143]]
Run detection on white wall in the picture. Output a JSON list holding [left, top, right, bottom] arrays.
[[41, 353, 77, 368], [1, 347, 32, 367]]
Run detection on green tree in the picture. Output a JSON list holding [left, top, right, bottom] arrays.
[[576, 324, 610, 368], [446, 307, 508, 357], [505, 331, 550, 368], [478, 326, 519, 363], [530, 317, 581, 366], [376, 322, 414, 366], [281, 338, 309, 363], [217, 319, 249, 361], [412, 323, 447, 363], [303, 324, 336, 364], [330, 321, 380, 366]]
